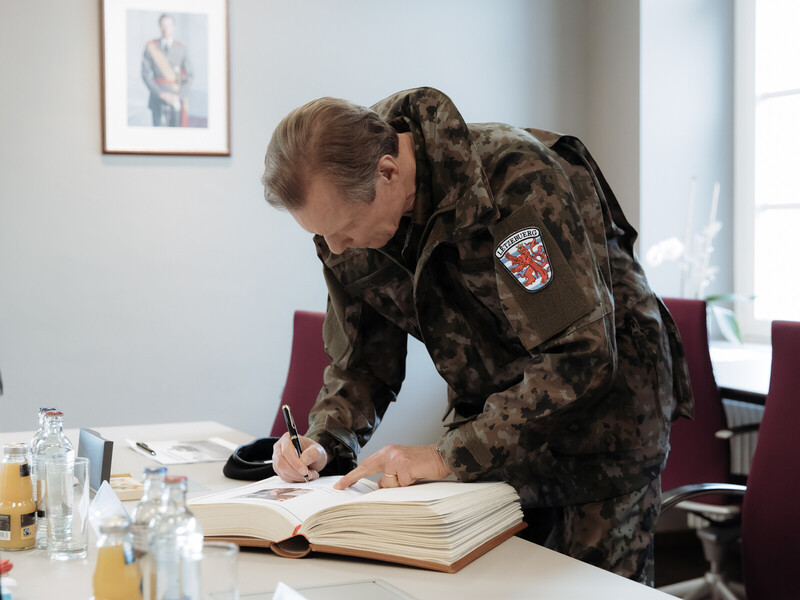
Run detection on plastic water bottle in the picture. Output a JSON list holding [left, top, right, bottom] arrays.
[[31, 411, 74, 549], [29, 407, 57, 452], [149, 476, 203, 600], [138, 468, 168, 600], [28, 407, 56, 525], [131, 467, 167, 559]]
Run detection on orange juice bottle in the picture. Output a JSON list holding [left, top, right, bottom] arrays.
[[0, 443, 37, 550], [93, 516, 143, 600]]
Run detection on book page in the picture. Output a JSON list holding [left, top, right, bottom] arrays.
[[189, 476, 377, 539], [302, 481, 523, 565], [317, 480, 504, 505]]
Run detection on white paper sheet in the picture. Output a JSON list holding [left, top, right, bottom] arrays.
[[126, 437, 237, 464]]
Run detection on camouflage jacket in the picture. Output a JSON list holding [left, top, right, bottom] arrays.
[[305, 87, 692, 507]]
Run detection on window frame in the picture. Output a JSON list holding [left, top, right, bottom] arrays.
[[734, 0, 763, 341], [732, 0, 800, 341]]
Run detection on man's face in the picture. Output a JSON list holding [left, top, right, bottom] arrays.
[[291, 176, 404, 255], [160, 17, 175, 40]]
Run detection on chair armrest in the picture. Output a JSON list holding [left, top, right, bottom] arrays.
[[715, 422, 761, 439], [676, 500, 741, 518], [662, 483, 747, 513]]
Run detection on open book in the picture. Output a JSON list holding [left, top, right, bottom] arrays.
[[188, 476, 525, 573]]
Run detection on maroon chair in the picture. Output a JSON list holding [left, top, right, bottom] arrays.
[[659, 298, 743, 598], [269, 310, 329, 437], [662, 320, 800, 600], [661, 298, 730, 493], [739, 320, 800, 600]]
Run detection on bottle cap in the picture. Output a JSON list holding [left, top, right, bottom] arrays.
[[2, 442, 28, 457], [99, 516, 131, 535], [143, 466, 167, 477], [44, 410, 64, 417], [164, 475, 187, 484]]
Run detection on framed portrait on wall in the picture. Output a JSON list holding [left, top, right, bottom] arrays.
[[101, 0, 230, 155]]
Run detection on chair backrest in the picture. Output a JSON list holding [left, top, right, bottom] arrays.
[[660, 298, 730, 492], [741, 320, 800, 600], [269, 310, 329, 437]]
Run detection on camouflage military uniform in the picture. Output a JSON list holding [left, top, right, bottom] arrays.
[[304, 87, 693, 584]]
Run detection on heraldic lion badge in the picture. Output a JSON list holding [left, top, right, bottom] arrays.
[[495, 227, 552, 292]]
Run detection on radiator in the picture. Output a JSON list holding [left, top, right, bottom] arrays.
[[722, 398, 765, 476]]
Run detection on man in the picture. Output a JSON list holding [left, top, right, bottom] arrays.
[[141, 13, 193, 127], [264, 87, 692, 585]]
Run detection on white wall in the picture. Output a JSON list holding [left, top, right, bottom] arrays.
[[2, 0, 620, 449], [640, 0, 734, 300]]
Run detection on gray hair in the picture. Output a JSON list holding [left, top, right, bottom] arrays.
[[262, 97, 399, 211]]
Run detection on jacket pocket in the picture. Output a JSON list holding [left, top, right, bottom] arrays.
[[492, 204, 597, 351]]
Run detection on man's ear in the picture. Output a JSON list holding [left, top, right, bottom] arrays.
[[377, 154, 400, 181]]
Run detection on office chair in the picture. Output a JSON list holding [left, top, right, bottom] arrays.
[[661, 298, 731, 492], [269, 310, 329, 437], [662, 320, 800, 600], [659, 298, 744, 599]]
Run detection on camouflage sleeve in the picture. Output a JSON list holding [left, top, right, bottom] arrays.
[[437, 163, 622, 489], [304, 263, 408, 474], [437, 309, 615, 479]]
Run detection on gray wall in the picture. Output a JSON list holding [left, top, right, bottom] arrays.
[[639, 0, 734, 300], [0, 0, 607, 442], [2, 1, 730, 450], [585, 0, 641, 235]]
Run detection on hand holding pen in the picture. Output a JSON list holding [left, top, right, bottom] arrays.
[[282, 405, 308, 482], [271, 405, 328, 483]]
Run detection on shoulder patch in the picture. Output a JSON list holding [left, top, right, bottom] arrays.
[[495, 228, 552, 292]]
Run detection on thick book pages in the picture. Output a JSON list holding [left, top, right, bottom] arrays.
[[188, 476, 524, 573]]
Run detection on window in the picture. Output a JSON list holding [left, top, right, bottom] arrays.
[[735, 0, 800, 340]]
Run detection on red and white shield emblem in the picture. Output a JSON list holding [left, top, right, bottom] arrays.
[[495, 227, 552, 292]]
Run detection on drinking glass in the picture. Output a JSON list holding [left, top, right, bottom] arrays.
[[46, 455, 90, 560], [200, 541, 239, 599]]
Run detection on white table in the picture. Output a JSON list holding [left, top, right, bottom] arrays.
[[710, 341, 772, 402], [0, 421, 675, 600]]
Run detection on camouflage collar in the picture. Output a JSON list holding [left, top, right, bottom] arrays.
[[372, 87, 499, 235], [315, 88, 502, 264]]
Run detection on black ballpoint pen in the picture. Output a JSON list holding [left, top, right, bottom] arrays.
[[282, 404, 309, 482], [136, 441, 157, 456]]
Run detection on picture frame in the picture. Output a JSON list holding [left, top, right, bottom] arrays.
[[101, 0, 230, 155]]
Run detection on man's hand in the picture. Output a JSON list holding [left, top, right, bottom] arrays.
[[271, 433, 328, 483], [334, 444, 452, 490]]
